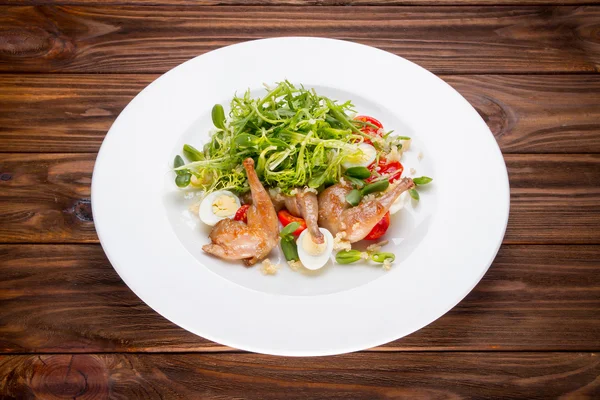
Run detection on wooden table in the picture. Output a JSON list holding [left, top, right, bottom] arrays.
[[1, 1, 599, 398]]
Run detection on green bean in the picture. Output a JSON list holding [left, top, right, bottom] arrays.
[[280, 236, 299, 262], [175, 173, 191, 188], [345, 189, 362, 207], [280, 221, 301, 237], [335, 250, 363, 264], [183, 144, 204, 162], [413, 176, 433, 185], [345, 166, 371, 179], [370, 252, 395, 263], [212, 104, 226, 129], [409, 188, 420, 200], [361, 180, 389, 196]]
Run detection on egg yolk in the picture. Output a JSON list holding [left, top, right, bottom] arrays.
[[211, 195, 238, 217], [301, 232, 327, 256]]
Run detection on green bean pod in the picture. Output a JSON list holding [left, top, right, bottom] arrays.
[[345, 166, 371, 179], [361, 179, 390, 196], [280, 236, 299, 262], [345, 189, 362, 207]]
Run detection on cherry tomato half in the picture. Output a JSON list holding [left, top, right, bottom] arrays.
[[233, 204, 250, 223], [368, 158, 403, 183], [364, 212, 390, 240], [277, 210, 307, 236], [353, 115, 384, 145], [354, 115, 383, 134]]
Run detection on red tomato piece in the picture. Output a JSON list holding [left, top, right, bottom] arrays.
[[364, 212, 390, 240], [367, 158, 403, 183], [354, 115, 384, 133], [353, 115, 384, 145], [233, 204, 250, 223], [277, 210, 307, 236]]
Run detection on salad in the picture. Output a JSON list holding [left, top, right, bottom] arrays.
[[174, 82, 431, 272]]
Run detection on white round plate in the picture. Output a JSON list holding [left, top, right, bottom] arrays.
[[92, 37, 509, 356]]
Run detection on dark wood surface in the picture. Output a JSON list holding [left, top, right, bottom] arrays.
[[1, 6, 600, 74], [1, 353, 599, 399], [5, 0, 600, 5], [1, 1, 599, 398]]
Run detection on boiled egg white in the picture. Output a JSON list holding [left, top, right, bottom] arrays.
[[297, 228, 334, 271], [342, 143, 377, 170], [199, 190, 241, 226], [389, 190, 409, 215]]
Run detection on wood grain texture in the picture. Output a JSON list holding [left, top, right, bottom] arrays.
[[1, 244, 598, 353], [1, 74, 599, 153], [0, 5, 599, 74], [5, 0, 600, 5], [1, 153, 599, 244], [1, 353, 599, 399], [0, 154, 96, 243]]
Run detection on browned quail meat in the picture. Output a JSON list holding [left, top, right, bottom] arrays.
[[202, 158, 279, 266], [318, 178, 415, 243]]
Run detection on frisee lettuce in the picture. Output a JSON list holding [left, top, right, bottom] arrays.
[[174, 81, 392, 195]]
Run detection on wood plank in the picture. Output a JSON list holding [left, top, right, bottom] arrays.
[[0, 74, 147, 153], [0, 6, 599, 74], [5, 1, 600, 6], [1, 244, 598, 353], [1, 353, 599, 398], [2, 74, 599, 153], [445, 75, 600, 154], [0, 154, 96, 243], [1, 153, 599, 244]]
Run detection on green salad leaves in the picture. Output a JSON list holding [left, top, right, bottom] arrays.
[[174, 81, 387, 195]]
